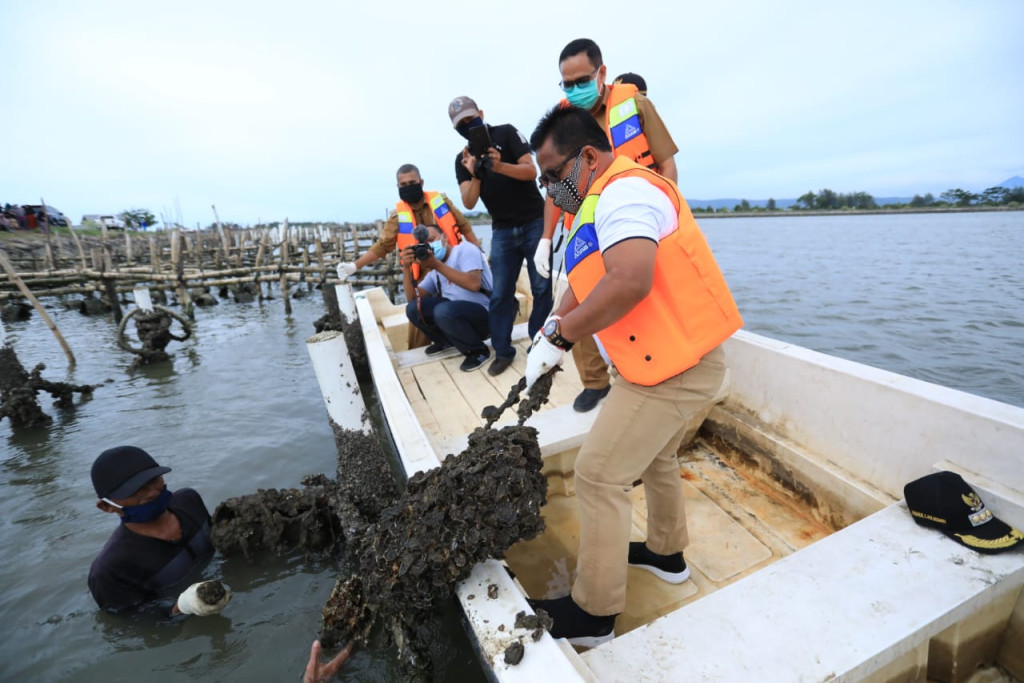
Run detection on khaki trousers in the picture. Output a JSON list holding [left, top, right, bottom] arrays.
[[571, 345, 728, 616], [572, 335, 611, 389]]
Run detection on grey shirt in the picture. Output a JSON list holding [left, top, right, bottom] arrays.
[[420, 242, 492, 308]]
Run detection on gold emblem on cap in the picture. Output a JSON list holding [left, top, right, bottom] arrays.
[[962, 492, 983, 510]]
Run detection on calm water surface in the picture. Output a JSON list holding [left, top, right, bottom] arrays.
[[2, 210, 1022, 681], [693, 211, 1023, 408], [0, 295, 484, 682]]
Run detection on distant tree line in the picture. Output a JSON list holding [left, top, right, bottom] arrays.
[[118, 208, 156, 228], [692, 185, 1024, 214]]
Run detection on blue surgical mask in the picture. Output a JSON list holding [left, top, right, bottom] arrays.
[[430, 239, 447, 260], [104, 486, 172, 524], [566, 79, 600, 110]]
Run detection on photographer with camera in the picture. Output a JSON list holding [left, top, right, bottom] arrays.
[[449, 96, 552, 377], [336, 163, 480, 282], [402, 224, 494, 372]]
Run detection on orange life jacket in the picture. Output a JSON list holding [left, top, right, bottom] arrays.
[[396, 192, 462, 280], [565, 156, 743, 385], [556, 82, 658, 228]]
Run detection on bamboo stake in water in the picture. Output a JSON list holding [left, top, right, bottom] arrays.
[[280, 219, 292, 315], [0, 249, 76, 367]]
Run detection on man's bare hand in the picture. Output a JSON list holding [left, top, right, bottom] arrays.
[[303, 640, 353, 683], [460, 147, 477, 176]]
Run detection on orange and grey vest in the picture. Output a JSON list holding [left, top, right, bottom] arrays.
[[396, 192, 462, 279], [560, 83, 656, 172], [565, 156, 743, 386], [556, 83, 657, 228]]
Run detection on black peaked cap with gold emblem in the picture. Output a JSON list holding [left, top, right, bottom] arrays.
[[904, 471, 1023, 554]]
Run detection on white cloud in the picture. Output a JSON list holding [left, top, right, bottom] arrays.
[[2, 0, 1021, 224]]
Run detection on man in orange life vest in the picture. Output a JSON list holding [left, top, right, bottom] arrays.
[[524, 106, 742, 646], [533, 38, 679, 414], [336, 163, 480, 280]]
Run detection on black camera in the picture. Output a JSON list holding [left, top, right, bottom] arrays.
[[412, 226, 432, 261], [467, 125, 493, 180], [474, 155, 492, 180]]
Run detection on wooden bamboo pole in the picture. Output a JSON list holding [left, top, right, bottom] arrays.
[[149, 236, 161, 272], [254, 232, 267, 301], [0, 249, 76, 366], [171, 229, 193, 318], [280, 219, 291, 314], [68, 223, 87, 270]]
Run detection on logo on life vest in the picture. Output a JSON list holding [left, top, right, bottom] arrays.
[[623, 122, 640, 141], [573, 234, 594, 260]]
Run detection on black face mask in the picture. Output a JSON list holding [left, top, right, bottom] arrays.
[[398, 183, 424, 204], [455, 117, 484, 140]]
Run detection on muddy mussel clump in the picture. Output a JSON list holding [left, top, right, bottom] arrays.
[[210, 479, 346, 558], [320, 424, 547, 654]]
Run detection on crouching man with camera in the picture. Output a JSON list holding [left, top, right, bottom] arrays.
[[403, 225, 494, 372]]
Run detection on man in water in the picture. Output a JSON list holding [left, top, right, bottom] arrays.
[[88, 445, 215, 614]]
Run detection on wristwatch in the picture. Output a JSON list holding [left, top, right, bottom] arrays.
[[542, 317, 574, 350]]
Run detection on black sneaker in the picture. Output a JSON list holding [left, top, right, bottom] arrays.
[[628, 542, 691, 584], [573, 385, 611, 412], [487, 355, 513, 376], [424, 341, 452, 356], [460, 348, 490, 372], [526, 595, 616, 648]]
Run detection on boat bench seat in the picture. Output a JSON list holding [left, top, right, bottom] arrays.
[[580, 502, 1024, 681]]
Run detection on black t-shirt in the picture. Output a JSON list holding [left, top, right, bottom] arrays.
[[454, 123, 544, 230], [88, 488, 214, 612]]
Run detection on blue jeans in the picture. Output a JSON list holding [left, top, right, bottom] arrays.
[[488, 217, 553, 359], [406, 296, 490, 355]]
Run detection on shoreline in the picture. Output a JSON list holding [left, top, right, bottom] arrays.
[[694, 205, 1023, 219]]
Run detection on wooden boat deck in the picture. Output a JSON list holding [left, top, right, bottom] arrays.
[[350, 284, 1024, 681], [366, 288, 834, 641]]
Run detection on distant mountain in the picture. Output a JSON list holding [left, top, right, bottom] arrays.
[[999, 175, 1024, 188]]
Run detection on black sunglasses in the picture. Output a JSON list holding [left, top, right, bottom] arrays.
[[538, 147, 584, 189], [559, 67, 599, 91]]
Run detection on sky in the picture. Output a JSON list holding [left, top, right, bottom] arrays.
[[2, 0, 1022, 226]]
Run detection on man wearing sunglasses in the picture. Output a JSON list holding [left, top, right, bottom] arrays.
[[534, 38, 679, 415], [524, 106, 741, 646], [448, 96, 552, 377]]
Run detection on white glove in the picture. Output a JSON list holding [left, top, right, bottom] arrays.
[[176, 580, 232, 616], [336, 261, 357, 281], [533, 238, 552, 279], [525, 335, 565, 389]]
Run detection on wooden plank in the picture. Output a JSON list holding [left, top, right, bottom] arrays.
[[438, 403, 599, 459], [679, 440, 832, 555], [412, 361, 483, 442], [630, 479, 773, 584], [397, 366, 443, 444], [440, 354, 506, 417]]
